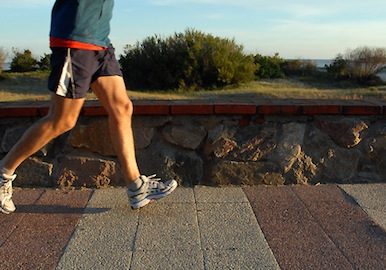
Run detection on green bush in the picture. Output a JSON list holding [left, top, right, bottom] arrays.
[[325, 54, 349, 79], [282, 59, 317, 76], [254, 53, 284, 79], [119, 29, 257, 90], [10, 49, 37, 72], [37, 53, 51, 71]]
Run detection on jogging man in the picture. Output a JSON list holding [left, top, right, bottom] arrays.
[[0, 0, 177, 214]]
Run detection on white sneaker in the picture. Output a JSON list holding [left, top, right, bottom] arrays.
[[0, 173, 16, 214], [127, 174, 178, 209]]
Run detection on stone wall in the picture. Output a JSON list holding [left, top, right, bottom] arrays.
[[1, 110, 385, 188]]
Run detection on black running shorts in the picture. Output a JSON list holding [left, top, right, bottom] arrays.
[[48, 45, 123, 99]]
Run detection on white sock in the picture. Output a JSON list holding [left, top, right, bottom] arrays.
[[128, 176, 143, 191], [0, 164, 14, 177]]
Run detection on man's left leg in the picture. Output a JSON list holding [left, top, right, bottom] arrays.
[[91, 75, 177, 209]]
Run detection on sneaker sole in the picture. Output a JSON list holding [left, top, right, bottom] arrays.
[[0, 207, 12, 215], [131, 181, 178, 210]]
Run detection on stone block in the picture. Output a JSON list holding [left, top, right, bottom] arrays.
[[162, 122, 207, 150], [316, 118, 368, 148], [137, 141, 203, 186], [53, 155, 123, 188], [270, 123, 305, 173], [1, 125, 29, 153], [16, 157, 53, 187], [206, 160, 276, 185], [69, 119, 115, 156]]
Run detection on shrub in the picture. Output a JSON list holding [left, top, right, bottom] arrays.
[[326, 47, 386, 83], [0, 48, 6, 74], [325, 54, 349, 79], [346, 47, 386, 82], [119, 29, 257, 90], [10, 49, 37, 72], [254, 53, 284, 79], [37, 53, 51, 71], [282, 59, 317, 76]]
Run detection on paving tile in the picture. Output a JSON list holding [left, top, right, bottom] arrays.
[[135, 203, 200, 250], [157, 187, 195, 204], [0, 189, 91, 270], [57, 189, 138, 270], [204, 249, 280, 270], [197, 201, 279, 269], [243, 186, 353, 270], [85, 187, 129, 208], [17, 189, 93, 227], [340, 184, 386, 211], [57, 209, 137, 270], [131, 249, 204, 270], [293, 185, 386, 269], [0, 189, 44, 245], [194, 186, 249, 203]]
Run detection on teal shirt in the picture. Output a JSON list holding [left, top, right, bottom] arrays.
[[50, 0, 114, 47]]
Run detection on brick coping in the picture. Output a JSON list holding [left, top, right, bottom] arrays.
[[0, 99, 386, 117]]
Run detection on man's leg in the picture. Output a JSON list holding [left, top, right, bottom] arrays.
[[0, 94, 84, 214], [1, 94, 84, 174], [91, 75, 177, 209], [91, 76, 140, 183]]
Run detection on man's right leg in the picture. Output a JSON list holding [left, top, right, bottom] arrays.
[[0, 94, 84, 213]]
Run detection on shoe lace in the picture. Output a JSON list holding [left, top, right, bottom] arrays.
[[143, 174, 164, 189], [0, 180, 13, 201]]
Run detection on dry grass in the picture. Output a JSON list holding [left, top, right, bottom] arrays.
[[1, 71, 386, 103]]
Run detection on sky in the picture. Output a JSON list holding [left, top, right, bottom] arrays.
[[0, 0, 386, 61]]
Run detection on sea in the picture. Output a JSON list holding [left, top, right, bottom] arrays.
[[1, 60, 332, 71], [2, 60, 385, 81], [2, 62, 10, 71]]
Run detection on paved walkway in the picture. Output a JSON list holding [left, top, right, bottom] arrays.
[[1, 184, 386, 269]]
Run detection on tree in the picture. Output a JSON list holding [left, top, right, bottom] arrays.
[[37, 53, 51, 70], [119, 29, 257, 90], [345, 46, 386, 82], [325, 54, 349, 79], [10, 49, 37, 72], [0, 48, 6, 74], [254, 53, 284, 79], [327, 47, 386, 82]]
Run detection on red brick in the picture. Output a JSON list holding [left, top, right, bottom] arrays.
[[215, 104, 256, 115], [238, 116, 251, 127], [38, 106, 50, 116], [133, 104, 170, 115], [171, 104, 214, 115], [257, 105, 301, 115], [254, 115, 265, 124], [0, 107, 38, 118], [257, 105, 281, 115], [82, 106, 107, 116], [303, 105, 341, 115], [281, 105, 302, 115], [342, 106, 381, 115]]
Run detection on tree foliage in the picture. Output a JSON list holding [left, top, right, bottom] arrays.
[[37, 53, 51, 71], [254, 53, 284, 79], [10, 49, 37, 72], [326, 47, 386, 83], [282, 59, 317, 76], [119, 29, 257, 90], [0, 48, 6, 74]]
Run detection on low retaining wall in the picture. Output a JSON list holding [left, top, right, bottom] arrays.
[[1, 100, 385, 188]]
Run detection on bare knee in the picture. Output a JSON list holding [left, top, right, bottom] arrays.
[[109, 100, 134, 124], [44, 115, 78, 136]]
